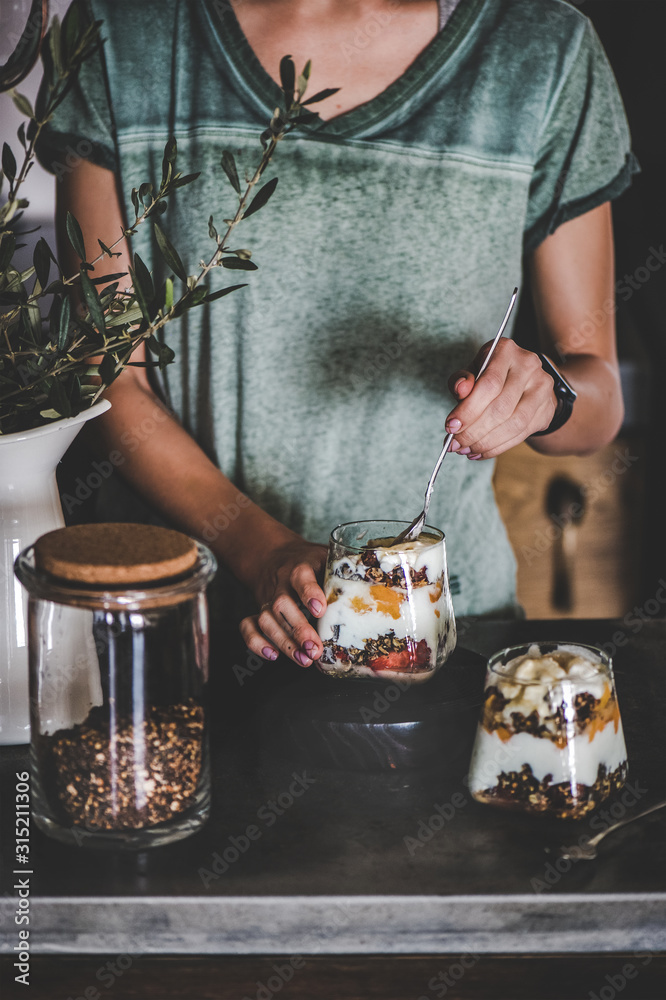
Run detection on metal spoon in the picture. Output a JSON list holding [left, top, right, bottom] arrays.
[[391, 287, 519, 547], [559, 800, 666, 861]]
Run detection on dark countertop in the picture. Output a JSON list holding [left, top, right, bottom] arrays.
[[1, 617, 664, 955]]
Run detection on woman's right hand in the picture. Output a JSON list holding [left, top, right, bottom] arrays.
[[239, 536, 328, 667]]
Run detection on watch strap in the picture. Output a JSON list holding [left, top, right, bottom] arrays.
[[531, 353, 577, 436]]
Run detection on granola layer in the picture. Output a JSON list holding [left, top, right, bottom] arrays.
[[472, 761, 627, 820], [320, 631, 432, 673]]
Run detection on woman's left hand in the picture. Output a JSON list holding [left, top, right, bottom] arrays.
[[445, 338, 556, 460]]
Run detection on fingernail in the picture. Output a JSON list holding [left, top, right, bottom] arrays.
[[454, 378, 465, 395], [449, 439, 461, 452], [309, 599, 322, 615], [294, 650, 311, 667], [303, 640, 318, 656], [447, 418, 462, 432], [468, 453, 482, 460], [262, 646, 278, 661], [458, 446, 471, 456]]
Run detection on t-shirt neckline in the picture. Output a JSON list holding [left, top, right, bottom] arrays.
[[204, 0, 488, 139]]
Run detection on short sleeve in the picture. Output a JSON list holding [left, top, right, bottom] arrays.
[[523, 17, 639, 254], [34, 2, 117, 176]]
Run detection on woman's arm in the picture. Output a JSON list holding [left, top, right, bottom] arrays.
[[445, 203, 623, 458], [58, 159, 326, 666]]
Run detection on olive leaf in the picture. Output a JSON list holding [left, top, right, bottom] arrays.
[[297, 60, 312, 99], [168, 171, 201, 191], [279, 55, 295, 104], [164, 276, 174, 311], [0, 232, 15, 272], [79, 267, 106, 334], [161, 136, 177, 187], [47, 377, 71, 418], [129, 252, 154, 321], [221, 151, 241, 195], [221, 257, 258, 271], [2, 143, 17, 183], [98, 239, 121, 258], [65, 211, 86, 261], [58, 295, 71, 350], [99, 353, 119, 387], [302, 88, 340, 106], [153, 222, 187, 282], [202, 283, 247, 303], [33, 238, 52, 289], [243, 177, 279, 220], [11, 92, 34, 119], [147, 335, 175, 370]]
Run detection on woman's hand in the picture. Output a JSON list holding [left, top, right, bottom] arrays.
[[445, 203, 624, 460], [445, 338, 557, 460], [239, 536, 328, 667]]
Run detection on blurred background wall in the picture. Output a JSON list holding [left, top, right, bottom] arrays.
[[497, 0, 665, 619]]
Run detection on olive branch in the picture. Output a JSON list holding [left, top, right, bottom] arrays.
[[0, 0, 337, 433]]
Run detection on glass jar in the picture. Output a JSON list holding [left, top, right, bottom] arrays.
[[316, 519, 456, 683], [14, 523, 216, 849], [468, 641, 628, 819]]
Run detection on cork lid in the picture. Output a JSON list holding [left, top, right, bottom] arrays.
[[34, 523, 199, 585]]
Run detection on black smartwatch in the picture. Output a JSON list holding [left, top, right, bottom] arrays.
[[531, 353, 577, 436]]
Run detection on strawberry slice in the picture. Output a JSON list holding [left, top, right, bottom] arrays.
[[369, 638, 431, 673]]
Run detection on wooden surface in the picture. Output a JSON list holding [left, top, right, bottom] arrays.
[[493, 434, 646, 619], [4, 954, 665, 1000]]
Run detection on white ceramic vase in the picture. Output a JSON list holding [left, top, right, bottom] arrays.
[[0, 398, 111, 744]]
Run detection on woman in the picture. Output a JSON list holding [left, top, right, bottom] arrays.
[[37, 0, 635, 666]]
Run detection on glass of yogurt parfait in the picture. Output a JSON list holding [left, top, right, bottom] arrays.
[[315, 519, 456, 683], [468, 642, 628, 819]]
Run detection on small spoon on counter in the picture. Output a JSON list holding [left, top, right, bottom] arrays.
[[390, 287, 519, 547], [558, 800, 666, 861]]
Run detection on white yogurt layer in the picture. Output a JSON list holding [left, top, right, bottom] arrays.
[[468, 720, 628, 791], [316, 535, 455, 678], [491, 643, 608, 727], [318, 576, 446, 659]]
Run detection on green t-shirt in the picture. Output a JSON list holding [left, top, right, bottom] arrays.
[[37, 0, 636, 616]]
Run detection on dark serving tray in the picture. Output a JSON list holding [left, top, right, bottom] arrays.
[[254, 645, 487, 771]]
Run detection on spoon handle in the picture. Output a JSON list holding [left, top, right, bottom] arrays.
[[588, 799, 666, 849], [391, 287, 519, 547], [419, 286, 519, 521]]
